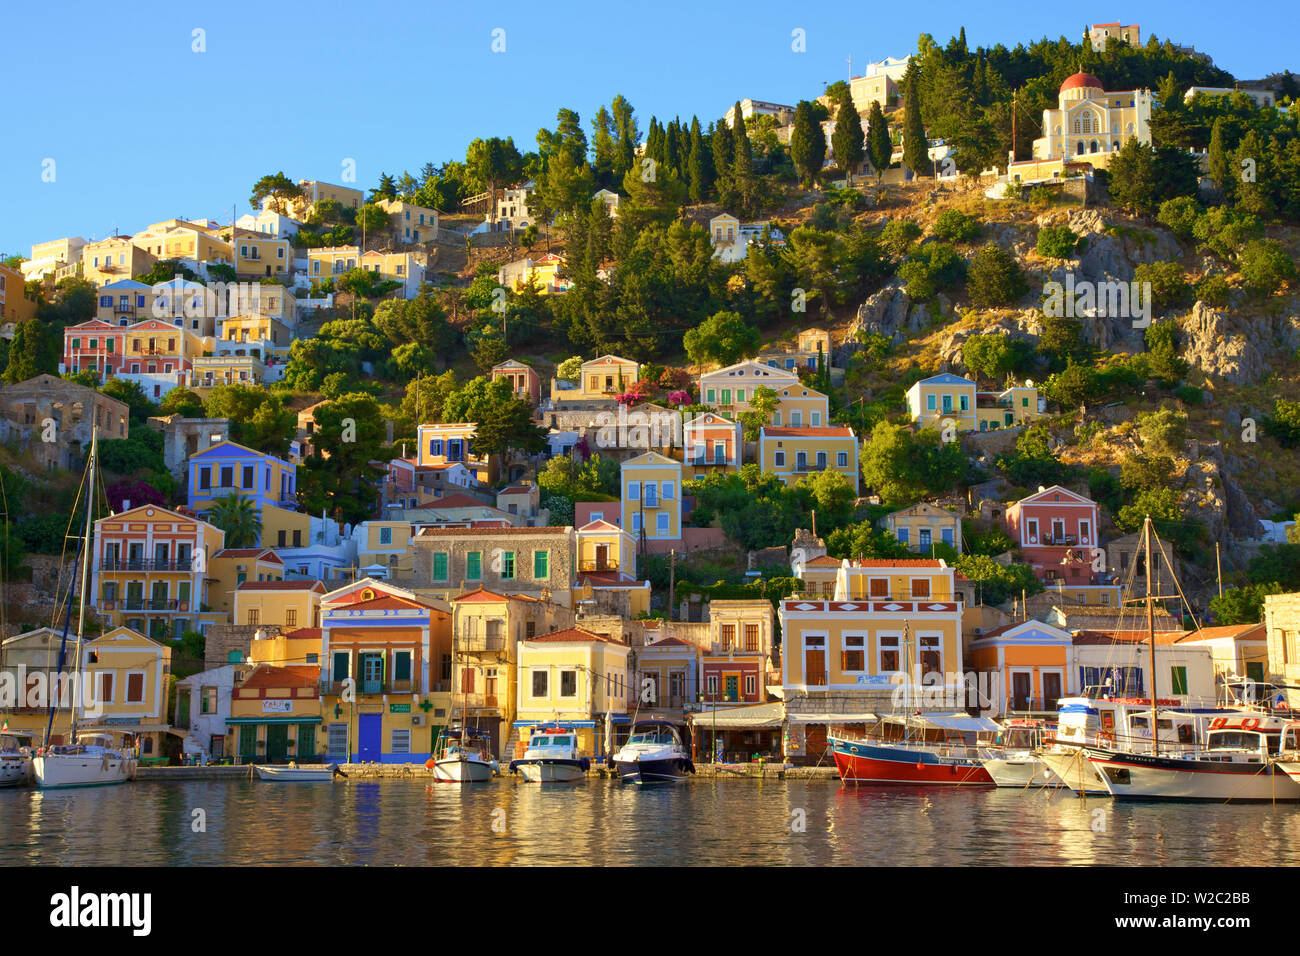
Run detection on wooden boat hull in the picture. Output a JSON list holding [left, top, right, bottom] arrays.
[[1087, 748, 1300, 801], [831, 739, 993, 786], [254, 765, 336, 782], [32, 753, 134, 789]]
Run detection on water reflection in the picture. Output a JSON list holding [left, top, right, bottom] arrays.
[[2, 778, 1298, 866]]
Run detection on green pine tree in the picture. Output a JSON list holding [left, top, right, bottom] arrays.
[[790, 100, 826, 188], [867, 101, 892, 180], [832, 101, 865, 183], [901, 59, 931, 178]]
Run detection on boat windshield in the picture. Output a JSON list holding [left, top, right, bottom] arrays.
[[1004, 729, 1038, 749], [628, 730, 675, 745], [542, 736, 572, 747]]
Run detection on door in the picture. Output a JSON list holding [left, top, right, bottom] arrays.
[[297, 725, 316, 762], [724, 675, 739, 703], [595, 543, 609, 571], [804, 638, 826, 686], [1042, 672, 1062, 711], [266, 724, 289, 763], [358, 714, 382, 762], [238, 725, 257, 762], [1011, 672, 1032, 711], [361, 653, 383, 694]]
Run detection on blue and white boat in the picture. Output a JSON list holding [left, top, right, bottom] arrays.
[[509, 727, 590, 783], [614, 720, 694, 785]]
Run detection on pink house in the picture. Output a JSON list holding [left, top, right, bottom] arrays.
[[1005, 485, 1099, 586]]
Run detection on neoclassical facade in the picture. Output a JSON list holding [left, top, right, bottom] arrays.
[[1032, 72, 1152, 169]]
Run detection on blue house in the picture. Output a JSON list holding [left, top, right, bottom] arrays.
[[187, 441, 304, 547]]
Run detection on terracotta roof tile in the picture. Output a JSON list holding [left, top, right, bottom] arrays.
[[525, 627, 624, 646], [239, 664, 320, 690], [762, 426, 855, 438], [237, 580, 325, 592]]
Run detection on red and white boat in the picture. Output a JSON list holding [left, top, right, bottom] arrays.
[[830, 714, 999, 786]]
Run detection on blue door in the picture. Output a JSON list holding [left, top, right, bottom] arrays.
[[358, 715, 382, 762]]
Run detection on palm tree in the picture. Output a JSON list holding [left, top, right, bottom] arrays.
[[207, 493, 262, 548]]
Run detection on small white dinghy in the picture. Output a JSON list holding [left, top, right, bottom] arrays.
[[254, 763, 345, 782]]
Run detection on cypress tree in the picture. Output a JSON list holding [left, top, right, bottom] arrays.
[[901, 59, 931, 178], [867, 100, 892, 180], [688, 117, 712, 202], [790, 100, 826, 187], [731, 102, 753, 175], [713, 116, 734, 179], [832, 101, 865, 183], [1208, 116, 1231, 193]]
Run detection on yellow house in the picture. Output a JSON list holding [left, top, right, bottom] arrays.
[[770, 383, 830, 428], [228, 230, 291, 279], [93, 504, 226, 642], [699, 360, 799, 415], [578, 355, 640, 400], [235, 579, 325, 631], [227, 664, 323, 764], [780, 559, 964, 692], [793, 553, 843, 598], [0, 263, 36, 324], [82, 237, 157, 287], [81, 626, 174, 761], [621, 452, 681, 542], [575, 519, 647, 616], [282, 180, 364, 220], [307, 246, 359, 282], [758, 426, 859, 491], [207, 548, 285, 618], [709, 213, 740, 245], [376, 198, 440, 243], [416, 422, 496, 485], [247, 624, 326, 668], [131, 220, 233, 268], [498, 254, 567, 294], [357, 520, 416, 577], [757, 327, 833, 373], [905, 373, 1045, 432], [190, 354, 266, 393], [850, 72, 899, 114], [359, 250, 425, 296], [881, 502, 963, 554], [515, 627, 630, 758], [216, 313, 293, 360]]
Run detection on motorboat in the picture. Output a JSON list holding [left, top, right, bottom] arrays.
[[613, 719, 694, 785], [979, 719, 1062, 788], [32, 732, 137, 789], [429, 728, 497, 783], [509, 728, 590, 783], [0, 730, 35, 787], [254, 763, 345, 782]]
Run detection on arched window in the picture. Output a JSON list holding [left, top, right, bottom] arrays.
[[1090, 141, 1098, 153], [1073, 118, 1081, 134], [1076, 141, 1085, 155], [1112, 140, 1120, 151]]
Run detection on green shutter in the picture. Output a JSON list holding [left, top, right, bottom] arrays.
[[395, 651, 412, 681], [433, 552, 448, 580], [502, 552, 515, 579], [534, 550, 548, 579], [1171, 666, 1188, 695], [467, 552, 482, 580], [333, 651, 349, 681]]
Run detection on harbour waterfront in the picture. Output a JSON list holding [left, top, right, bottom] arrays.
[[5, 778, 1300, 866]]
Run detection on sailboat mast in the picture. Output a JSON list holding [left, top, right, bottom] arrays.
[[1144, 515, 1156, 757], [69, 426, 98, 743]]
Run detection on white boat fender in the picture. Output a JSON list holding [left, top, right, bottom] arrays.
[[102, 754, 111, 772]]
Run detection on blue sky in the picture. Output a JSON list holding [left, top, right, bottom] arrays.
[[0, 0, 1290, 256]]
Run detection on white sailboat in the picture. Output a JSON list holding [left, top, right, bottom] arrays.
[[32, 428, 137, 790], [0, 729, 34, 787]]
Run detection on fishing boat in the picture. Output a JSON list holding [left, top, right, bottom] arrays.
[[429, 728, 497, 783], [1273, 721, 1300, 784], [0, 730, 35, 787], [979, 719, 1063, 788], [613, 719, 694, 785], [509, 727, 591, 782], [33, 428, 135, 791], [33, 731, 137, 789], [830, 713, 999, 786], [254, 763, 345, 782]]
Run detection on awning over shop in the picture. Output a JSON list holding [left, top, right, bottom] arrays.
[[80, 724, 188, 737], [512, 720, 597, 728], [882, 713, 1000, 733], [224, 716, 323, 725], [687, 702, 785, 730], [787, 712, 878, 725]]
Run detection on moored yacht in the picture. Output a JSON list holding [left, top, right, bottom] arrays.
[[830, 714, 999, 786], [509, 727, 591, 783], [980, 719, 1062, 788], [0, 730, 35, 787], [32, 732, 137, 789], [613, 719, 694, 785]]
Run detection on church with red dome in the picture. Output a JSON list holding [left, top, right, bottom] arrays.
[[1030, 71, 1153, 169]]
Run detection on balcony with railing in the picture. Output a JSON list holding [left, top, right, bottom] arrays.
[[100, 559, 194, 572], [457, 635, 506, 654], [578, 558, 619, 572], [106, 598, 186, 612], [458, 692, 501, 711]]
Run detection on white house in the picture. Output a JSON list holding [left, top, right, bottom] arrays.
[[174, 663, 246, 761]]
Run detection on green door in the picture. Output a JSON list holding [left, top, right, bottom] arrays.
[[1247, 662, 1265, 684], [266, 724, 289, 763], [725, 675, 739, 702], [238, 725, 257, 762], [297, 725, 316, 762]]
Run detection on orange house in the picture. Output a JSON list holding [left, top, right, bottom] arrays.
[[968, 619, 1073, 716]]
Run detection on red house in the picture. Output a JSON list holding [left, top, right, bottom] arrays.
[[61, 320, 127, 377], [1005, 485, 1100, 586]]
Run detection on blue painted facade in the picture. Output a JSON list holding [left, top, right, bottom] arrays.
[[187, 440, 297, 537]]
